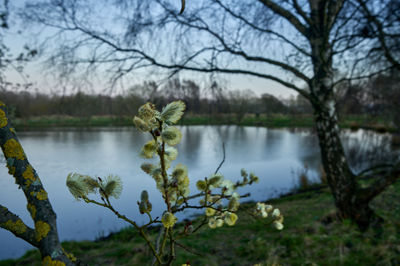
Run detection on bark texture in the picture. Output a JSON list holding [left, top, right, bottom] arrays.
[[304, 0, 399, 230], [0, 101, 76, 265]]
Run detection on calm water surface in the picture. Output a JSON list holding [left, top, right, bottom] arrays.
[[0, 126, 394, 259]]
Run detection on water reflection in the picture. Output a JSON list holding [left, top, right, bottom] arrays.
[[0, 126, 397, 259]]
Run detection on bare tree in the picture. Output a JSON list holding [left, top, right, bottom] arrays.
[[22, 0, 400, 230]]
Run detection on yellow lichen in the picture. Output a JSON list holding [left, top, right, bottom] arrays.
[[27, 203, 37, 219], [42, 256, 66, 266], [35, 221, 51, 242], [62, 248, 77, 262], [3, 139, 25, 160], [36, 189, 48, 200], [31, 189, 48, 201], [10, 127, 16, 134], [2, 219, 27, 234], [25, 179, 33, 187], [23, 165, 36, 186], [0, 109, 7, 128]]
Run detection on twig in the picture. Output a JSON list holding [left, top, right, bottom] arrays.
[[214, 142, 225, 174], [175, 241, 203, 257], [179, 0, 185, 14], [152, 228, 164, 266], [84, 197, 162, 265]]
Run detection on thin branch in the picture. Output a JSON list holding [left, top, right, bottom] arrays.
[[175, 241, 203, 257], [258, 0, 308, 37], [214, 0, 311, 56], [83, 197, 162, 265], [214, 142, 225, 174], [292, 0, 311, 25], [357, 0, 400, 71], [179, 0, 185, 14]]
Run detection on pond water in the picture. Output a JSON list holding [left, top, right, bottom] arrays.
[[0, 126, 396, 259]]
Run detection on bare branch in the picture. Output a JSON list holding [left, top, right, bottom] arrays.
[[292, 0, 311, 25], [179, 0, 185, 14], [214, 142, 225, 174], [356, 0, 400, 71], [357, 161, 400, 203], [0, 205, 37, 247], [258, 0, 308, 36], [215, 0, 311, 56]]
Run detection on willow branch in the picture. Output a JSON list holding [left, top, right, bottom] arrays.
[[83, 197, 162, 265]]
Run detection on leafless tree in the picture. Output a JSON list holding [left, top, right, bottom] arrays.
[[21, 0, 400, 230]]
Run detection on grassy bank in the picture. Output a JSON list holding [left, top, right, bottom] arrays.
[[2, 180, 399, 266], [11, 114, 396, 132]]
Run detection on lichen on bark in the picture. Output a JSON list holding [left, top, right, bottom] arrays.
[[2, 219, 27, 234]]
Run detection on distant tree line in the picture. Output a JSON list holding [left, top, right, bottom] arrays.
[[1, 75, 398, 125]]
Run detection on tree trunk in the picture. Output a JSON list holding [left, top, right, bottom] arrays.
[[312, 99, 383, 230], [0, 102, 77, 265]]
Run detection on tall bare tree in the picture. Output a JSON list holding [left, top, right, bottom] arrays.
[[22, 0, 400, 229]]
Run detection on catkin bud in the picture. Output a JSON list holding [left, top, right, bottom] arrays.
[[228, 196, 240, 212], [162, 212, 177, 228], [141, 190, 149, 202], [139, 201, 148, 214]]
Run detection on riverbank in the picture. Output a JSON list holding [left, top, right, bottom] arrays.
[[11, 114, 396, 133], [1, 180, 399, 266]]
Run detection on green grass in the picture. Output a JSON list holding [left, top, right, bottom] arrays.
[[10, 114, 396, 132], [2, 181, 400, 266]]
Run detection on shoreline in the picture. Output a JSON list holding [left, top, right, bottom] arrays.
[[10, 114, 396, 133]]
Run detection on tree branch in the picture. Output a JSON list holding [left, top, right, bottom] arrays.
[[214, 0, 311, 56], [0, 101, 74, 265], [258, 0, 308, 37], [55, 20, 312, 99], [0, 205, 38, 247], [357, 161, 400, 203], [292, 0, 311, 25], [160, 5, 311, 83], [357, 0, 400, 71], [214, 142, 225, 174]]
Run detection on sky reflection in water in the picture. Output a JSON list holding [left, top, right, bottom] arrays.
[[0, 126, 393, 259]]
